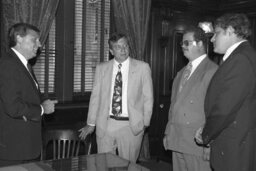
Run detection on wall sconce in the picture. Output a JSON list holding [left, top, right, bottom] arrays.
[[198, 22, 214, 34], [198, 21, 214, 56]]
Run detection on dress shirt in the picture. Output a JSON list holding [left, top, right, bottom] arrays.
[[11, 48, 44, 115], [109, 58, 130, 117], [188, 54, 207, 79], [223, 40, 246, 61], [12, 48, 29, 70]]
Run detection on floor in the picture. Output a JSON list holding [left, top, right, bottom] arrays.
[[139, 159, 172, 171]]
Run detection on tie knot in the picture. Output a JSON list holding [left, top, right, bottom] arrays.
[[118, 63, 122, 69], [183, 62, 192, 80], [185, 62, 192, 74], [187, 62, 192, 70]]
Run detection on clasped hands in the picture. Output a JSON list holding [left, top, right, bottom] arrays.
[[195, 127, 210, 161], [162, 127, 210, 161], [195, 127, 203, 144]]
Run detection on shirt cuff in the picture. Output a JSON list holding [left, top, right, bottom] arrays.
[[40, 105, 44, 116], [87, 123, 95, 126]]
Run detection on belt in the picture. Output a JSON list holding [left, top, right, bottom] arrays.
[[110, 115, 129, 121]]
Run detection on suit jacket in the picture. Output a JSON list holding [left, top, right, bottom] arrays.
[[0, 49, 42, 160], [202, 41, 256, 171], [165, 57, 218, 156], [86, 58, 154, 137]]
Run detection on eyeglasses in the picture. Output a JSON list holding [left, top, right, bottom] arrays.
[[180, 40, 196, 46], [113, 44, 129, 51]]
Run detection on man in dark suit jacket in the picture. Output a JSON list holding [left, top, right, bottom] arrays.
[[0, 23, 57, 166], [195, 13, 256, 171], [79, 33, 153, 162], [163, 26, 218, 171]]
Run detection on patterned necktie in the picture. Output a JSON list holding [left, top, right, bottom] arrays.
[[112, 64, 122, 116], [179, 62, 192, 92]]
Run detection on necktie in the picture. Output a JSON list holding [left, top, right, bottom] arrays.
[[219, 57, 224, 65], [179, 62, 192, 92], [112, 64, 122, 116], [27, 63, 39, 87]]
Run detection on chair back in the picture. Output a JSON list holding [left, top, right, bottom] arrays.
[[41, 129, 91, 160]]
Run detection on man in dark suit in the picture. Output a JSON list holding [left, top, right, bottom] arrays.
[[195, 13, 256, 171], [79, 33, 153, 162], [0, 23, 58, 166], [163, 26, 218, 171]]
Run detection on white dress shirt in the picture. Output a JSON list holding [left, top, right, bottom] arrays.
[[188, 54, 207, 79], [223, 40, 246, 61], [12, 48, 30, 71]]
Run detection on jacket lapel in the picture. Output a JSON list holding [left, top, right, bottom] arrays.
[[127, 58, 137, 101], [172, 71, 182, 103], [174, 57, 210, 105]]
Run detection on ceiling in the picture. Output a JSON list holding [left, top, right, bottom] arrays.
[[152, 0, 256, 12]]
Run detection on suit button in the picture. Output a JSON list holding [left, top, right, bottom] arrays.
[[221, 151, 224, 155], [186, 122, 190, 124], [233, 121, 237, 124], [190, 100, 193, 104]]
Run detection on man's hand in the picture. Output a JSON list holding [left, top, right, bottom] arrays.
[[163, 136, 167, 150], [78, 125, 95, 140], [203, 147, 210, 161], [195, 127, 203, 145], [42, 99, 58, 114]]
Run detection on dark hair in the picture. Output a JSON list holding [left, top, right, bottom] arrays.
[[108, 33, 128, 49], [184, 26, 207, 50], [214, 13, 251, 39], [8, 23, 40, 48]]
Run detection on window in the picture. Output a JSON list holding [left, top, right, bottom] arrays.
[[74, 0, 110, 94], [34, 19, 56, 96], [33, 0, 110, 101]]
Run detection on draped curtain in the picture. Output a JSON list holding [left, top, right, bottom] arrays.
[[2, 0, 59, 53], [112, 0, 151, 61]]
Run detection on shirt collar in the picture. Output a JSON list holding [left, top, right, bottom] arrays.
[[191, 54, 207, 67], [114, 57, 130, 68], [11, 47, 28, 66], [223, 40, 246, 61]]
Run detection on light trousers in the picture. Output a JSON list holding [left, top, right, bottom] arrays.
[[96, 118, 144, 162]]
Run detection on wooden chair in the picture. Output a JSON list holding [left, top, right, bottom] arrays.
[[41, 129, 91, 160]]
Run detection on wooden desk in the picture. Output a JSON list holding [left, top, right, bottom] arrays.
[[0, 153, 149, 171]]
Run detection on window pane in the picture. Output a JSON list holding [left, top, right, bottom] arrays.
[[74, 0, 110, 94], [34, 19, 56, 95]]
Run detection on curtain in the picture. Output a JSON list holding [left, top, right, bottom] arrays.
[[2, 0, 59, 52], [112, 0, 152, 160], [112, 0, 151, 61]]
